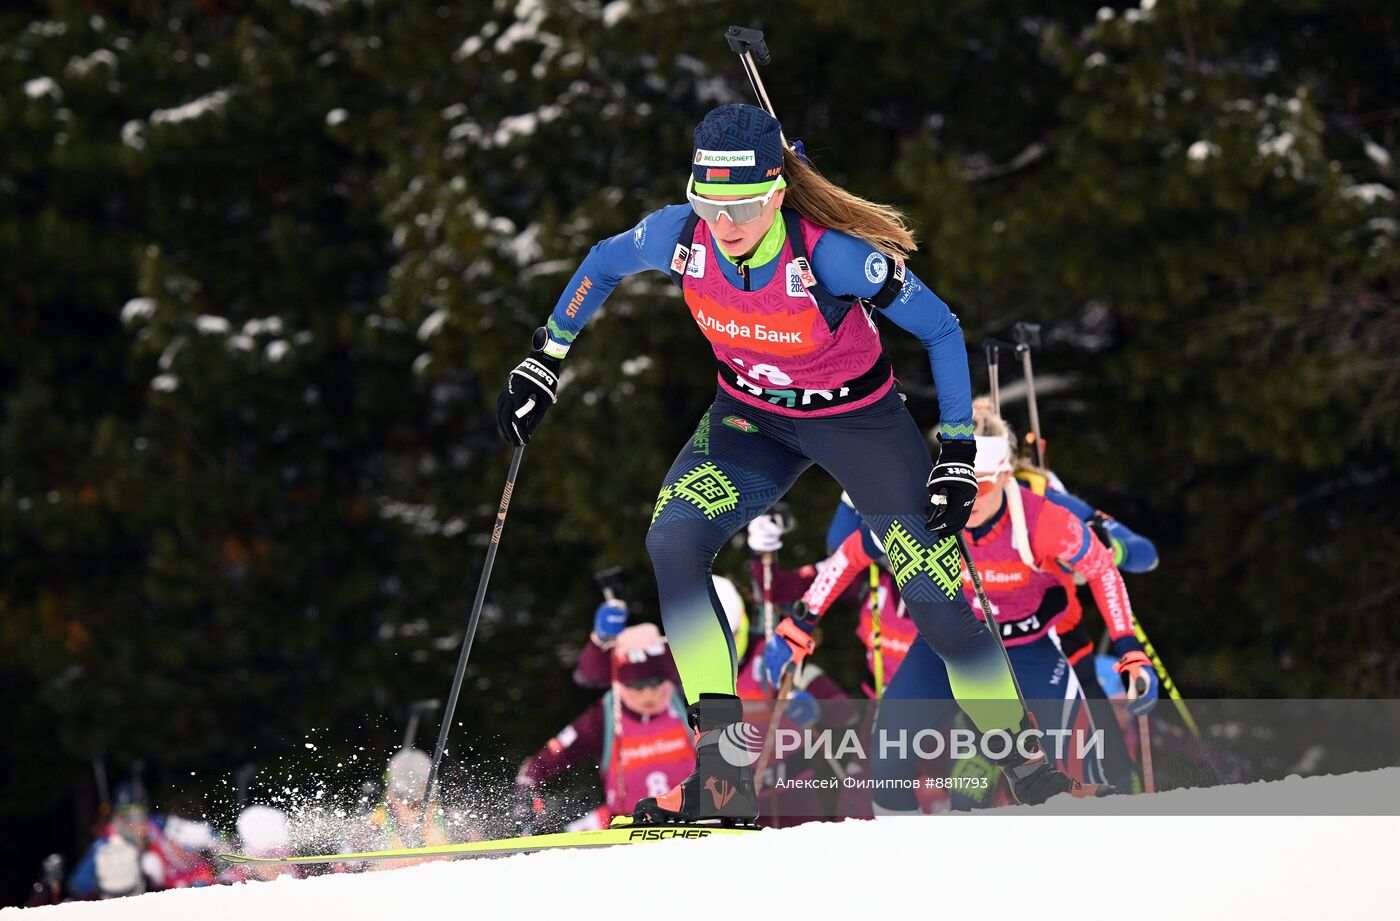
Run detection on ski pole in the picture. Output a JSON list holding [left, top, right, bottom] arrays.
[[402, 700, 441, 751], [869, 564, 885, 699], [761, 552, 775, 693], [1011, 322, 1045, 467], [597, 571, 628, 815], [420, 441, 528, 828], [984, 338, 1003, 416], [609, 652, 626, 815], [754, 665, 797, 790], [724, 26, 782, 129], [1138, 715, 1156, 793], [956, 533, 1029, 705], [1134, 620, 1201, 738]]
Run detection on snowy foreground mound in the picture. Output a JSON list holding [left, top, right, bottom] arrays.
[[8, 769, 1398, 921]]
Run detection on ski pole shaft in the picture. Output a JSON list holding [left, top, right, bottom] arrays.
[[1016, 345, 1045, 467], [956, 533, 1029, 705], [984, 339, 1002, 416], [754, 666, 796, 788], [420, 444, 526, 828], [610, 653, 625, 813], [1138, 714, 1156, 793], [1133, 620, 1200, 738], [761, 551, 775, 692], [724, 26, 792, 149], [91, 757, 110, 813], [869, 564, 885, 699], [1011, 323, 1045, 466]]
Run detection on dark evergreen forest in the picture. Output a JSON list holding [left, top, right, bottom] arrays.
[[1, 0, 1395, 902]]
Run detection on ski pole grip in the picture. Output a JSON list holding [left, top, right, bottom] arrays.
[[1012, 321, 1042, 350], [983, 338, 1001, 367], [726, 26, 770, 64]]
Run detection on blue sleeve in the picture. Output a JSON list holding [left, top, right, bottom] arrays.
[[1044, 488, 1095, 520], [825, 499, 862, 554], [542, 204, 690, 356], [68, 841, 101, 898], [1045, 488, 1160, 573], [1106, 523, 1159, 573], [810, 230, 973, 442]]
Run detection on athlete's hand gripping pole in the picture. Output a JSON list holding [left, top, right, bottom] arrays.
[[753, 665, 795, 792], [419, 444, 527, 829], [497, 328, 561, 446], [749, 505, 792, 692], [926, 439, 979, 535], [755, 610, 816, 789]]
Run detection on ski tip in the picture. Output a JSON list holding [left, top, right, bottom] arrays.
[[217, 853, 252, 864]]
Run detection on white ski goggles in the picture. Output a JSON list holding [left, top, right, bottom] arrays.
[[685, 175, 783, 226]]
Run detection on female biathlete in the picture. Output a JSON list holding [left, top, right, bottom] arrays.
[[768, 403, 1160, 810], [760, 400, 1160, 793], [496, 104, 1093, 824], [517, 624, 693, 831]]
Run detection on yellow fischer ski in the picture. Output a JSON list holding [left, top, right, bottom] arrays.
[[219, 818, 757, 866]]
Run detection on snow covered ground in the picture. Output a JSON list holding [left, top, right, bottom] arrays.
[[7, 769, 1397, 920]]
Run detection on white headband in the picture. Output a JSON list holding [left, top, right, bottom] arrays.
[[973, 435, 1013, 476]]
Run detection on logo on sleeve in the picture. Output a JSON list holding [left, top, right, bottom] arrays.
[[793, 257, 817, 289], [864, 252, 888, 285], [634, 219, 647, 247], [671, 244, 691, 275]]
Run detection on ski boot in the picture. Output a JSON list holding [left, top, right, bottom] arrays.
[[632, 694, 759, 827], [995, 722, 1117, 805]]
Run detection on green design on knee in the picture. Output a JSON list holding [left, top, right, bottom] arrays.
[[882, 522, 962, 599], [652, 461, 740, 524], [928, 536, 963, 598]]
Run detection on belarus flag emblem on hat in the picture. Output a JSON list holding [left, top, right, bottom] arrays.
[[706, 168, 730, 182]]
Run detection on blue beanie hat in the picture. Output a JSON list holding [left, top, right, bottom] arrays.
[[692, 104, 787, 195]]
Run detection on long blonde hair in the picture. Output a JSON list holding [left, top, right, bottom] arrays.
[[781, 148, 917, 261], [972, 397, 1017, 453]]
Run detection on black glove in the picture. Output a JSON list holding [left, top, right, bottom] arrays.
[[925, 438, 978, 534], [496, 327, 562, 446]]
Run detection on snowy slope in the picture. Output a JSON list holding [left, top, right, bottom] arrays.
[[7, 769, 1398, 921]]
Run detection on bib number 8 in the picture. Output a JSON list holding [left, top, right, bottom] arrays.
[[645, 771, 671, 797]]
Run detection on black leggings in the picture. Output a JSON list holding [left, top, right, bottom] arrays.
[[645, 388, 1024, 734]]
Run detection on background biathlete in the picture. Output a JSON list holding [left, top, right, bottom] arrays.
[[870, 408, 1158, 811], [497, 103, 1093, 824], [517, 624, 692, 831]]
